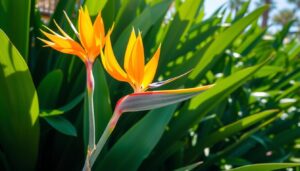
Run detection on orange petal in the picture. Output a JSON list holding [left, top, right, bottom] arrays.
[[40, 31, 86, 61], [142, 45, 161, 90], [129, 33, 144, 87], [93, 12, 105, 48], [100, 32, 127, 82], [124, 29, 136, 72], [78, 7, 96, 55]]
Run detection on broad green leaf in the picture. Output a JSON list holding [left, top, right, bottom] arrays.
[[101, 0, 118, 31], [230, 163, 300, 171], [85, 0, 108, 16], [37, 69, 63, 109], [0, 29, 39, 170], [93, 60, 113, 137], [44, 116, 77, 137], [0, 0, 31, 60], [95, 105, 178, 171], [114, 0, 172, 60], [188, 6, 268, 82], [112, 0, 143, 39]]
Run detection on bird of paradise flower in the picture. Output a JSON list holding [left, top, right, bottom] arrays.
[[39, 7, 108, 170], [90, 29, 213, 166], [39, 7, 213, 170]]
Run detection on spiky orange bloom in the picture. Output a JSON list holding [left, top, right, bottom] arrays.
[[39, 7, 106, 64], [101, 29, 161, 93]]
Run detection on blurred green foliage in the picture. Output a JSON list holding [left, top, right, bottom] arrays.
[[0, 0, 300, 170]]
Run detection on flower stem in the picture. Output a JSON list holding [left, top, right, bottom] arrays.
[[90, 108, 122, 167], [83, 61, 95, 171]]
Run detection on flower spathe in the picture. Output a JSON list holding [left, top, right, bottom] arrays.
[[39, 7, 106, 64], [100, 29, 161, 93]]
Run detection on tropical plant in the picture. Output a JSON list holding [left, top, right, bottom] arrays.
[[0, 0, 300, 171]]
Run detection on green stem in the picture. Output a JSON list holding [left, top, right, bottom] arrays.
[[83, 61, 95, 171], [90, 108, 122, 167]]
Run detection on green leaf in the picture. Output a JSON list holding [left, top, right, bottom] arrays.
[[95, 105, 178, 171], [188, 6, 268, 82], [233, 0, 251, 22], [254, 66, 284, 78], [85, 0, 108, 16], [0, 0, 31, 60], [93, 60, 113, 138], [44, 116, 77, 137], [157, 62, 267, 154], [174, 161, 203, 171], [0, 29, 39, 170], [230, 163, 300, 171], [114, 0, 172, 61], [273, 20, 295, 50], [160, 0, 204, 67], [201, 110, 278, 148], [37, 69, 63, 109], [112, 0, 143, 39], [39, 93, 84, 117]]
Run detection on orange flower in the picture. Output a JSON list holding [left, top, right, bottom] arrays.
[[100, 29, 161, 92], [39, 7, 106, 64]]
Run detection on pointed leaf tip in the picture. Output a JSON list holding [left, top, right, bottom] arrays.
[[148, 70, 193, 89]]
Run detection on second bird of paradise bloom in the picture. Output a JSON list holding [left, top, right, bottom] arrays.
[[39, 7, 109, 171], [90, 28, 213, 166], [100, 28, 212, 94]]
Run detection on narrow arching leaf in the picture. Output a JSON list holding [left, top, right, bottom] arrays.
[[39, 93, 84, 117], [229, 163, 300, 171], [148, 70, 192, 89], [188, 6, 268, 82], [201, 110, 278, 148], [174, 161, 203, 171], [160, 0, 204, 67]]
